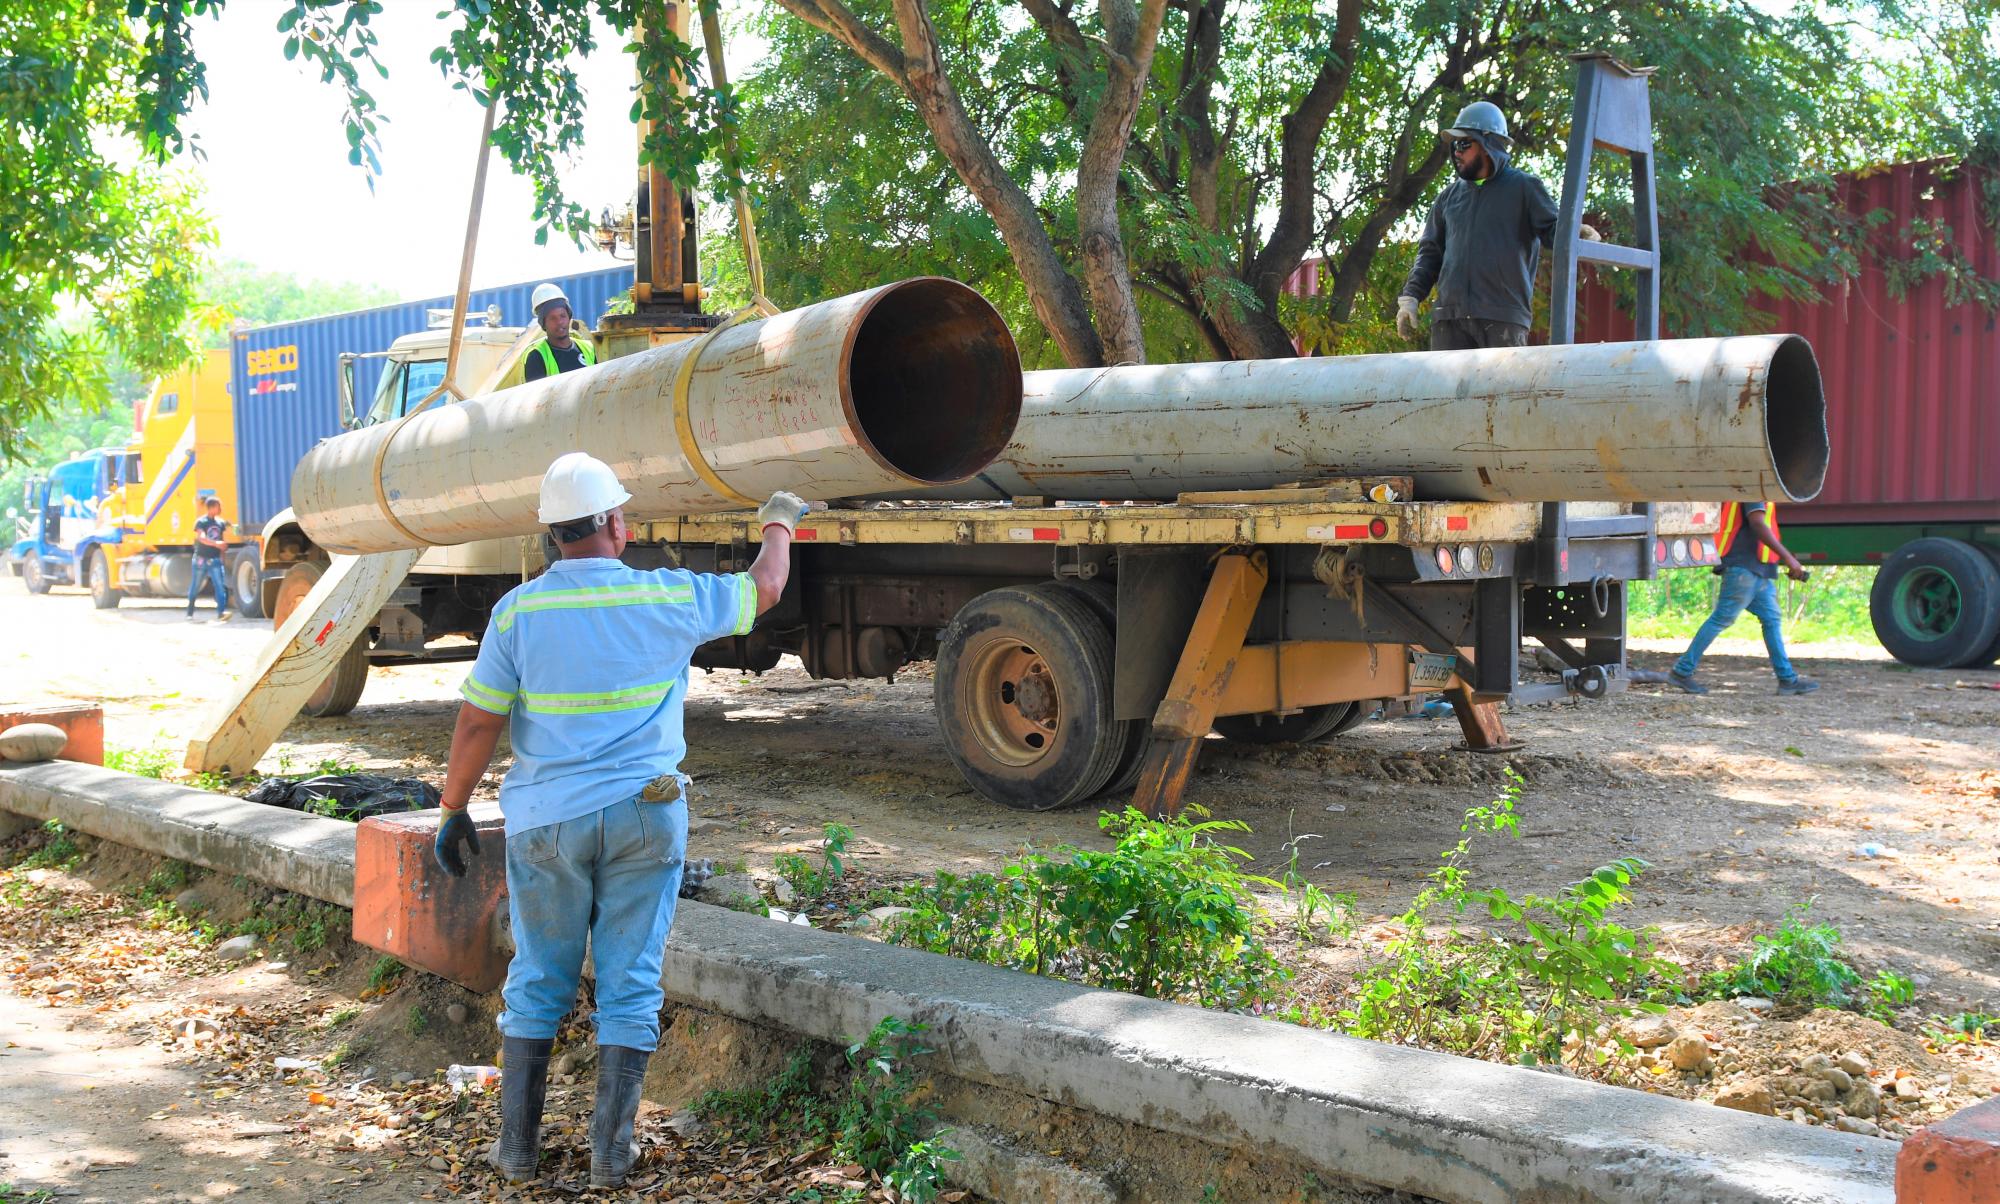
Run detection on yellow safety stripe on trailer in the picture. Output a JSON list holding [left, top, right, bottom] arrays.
[[638, 496, 1719, 550]]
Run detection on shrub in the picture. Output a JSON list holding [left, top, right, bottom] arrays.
[[1702, 901, 1859, 1009]]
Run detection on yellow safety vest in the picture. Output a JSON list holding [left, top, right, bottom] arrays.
[[1716, 502, 1781, 563], [531, 336, 596, 378]]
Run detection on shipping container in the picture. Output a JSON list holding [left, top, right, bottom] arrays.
[[229, 265, 634, 531]]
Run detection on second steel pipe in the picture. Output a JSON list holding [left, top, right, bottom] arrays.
[[292, 278, 1021, 554], [904, 334, 1829, 504]]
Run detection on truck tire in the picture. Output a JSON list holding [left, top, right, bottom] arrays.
[[1039, 580, 1150, 799], [87, 547, 121, 610], [934, 585, 1125, 810], [230, 549, 266, 619], [1213, 702, 1359, 745], [1868, 538, 2000, 669], [273, 561, 370, 717], [1973, 544, 2000, 666], [20, 551, 50, 595]]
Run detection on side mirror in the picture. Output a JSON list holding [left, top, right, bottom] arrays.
[[338, 353, 359, 429]]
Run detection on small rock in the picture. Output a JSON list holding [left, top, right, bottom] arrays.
[[1837, 1050, 1869, 1077], [856, 905, 916, 931], [173, 889, 205, 914], [692, 872, 760, 907], [181, 1017, 222, 1039], [1665, 1035, 1712, 1072], [213, 934, 260, 962], [427, 1155, 449, 1172], [1620, 1015, 1676, 1049], [1713, 1079, 1777, 1116], [770, 878, 796, 905], [391, 1074, 414, 1086], [1798, 1079, 1838, 1103], [1736, 997, 1776, 1013], [1843, 1081, 1881, 1118], [1835, 1115, 1883, 1137], [1801, 1053, 1833, 1074], [1816, 1066, 1854, 1093], [446, 1003, 468, 1025], [1894, 1076, 1922, 1099], [23, 960, 56, 977], [46, 981, 82, 996]]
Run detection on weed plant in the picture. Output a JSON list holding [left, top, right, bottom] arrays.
[[776, 822, 853, 902], [1701, 901, 1860, 1009]]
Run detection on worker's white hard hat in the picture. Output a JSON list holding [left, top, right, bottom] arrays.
[[538, 452, 632, 525], [531, 282, 570, 318]]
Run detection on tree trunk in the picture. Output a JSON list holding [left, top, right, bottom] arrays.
[[1071, 0, 1168, 364]]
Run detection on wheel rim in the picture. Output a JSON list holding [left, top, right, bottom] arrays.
[[961, 634, 1064, 769], [24, 555, 40, 589], [1893, 567, 1962, 643]]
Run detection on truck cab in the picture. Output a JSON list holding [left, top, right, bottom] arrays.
[[9, 447, 129, 596]]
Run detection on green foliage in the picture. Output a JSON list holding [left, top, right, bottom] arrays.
[[1866, 970, 1917, 1022], [776, 822, 854, 902], [1702, 901, 1860, 1009], [890, 807, 1287, 1009], [0, 1183, 58, 1204], [1924, 1012, 2000, 1047], [325, 1005, 362, 1029], [1, 4, 215, 464], [1338, 771, 1675, 1066], [103, 745, 233, 792], [367, 955, 405, 993], [197, 259, 397, 345], [405, 1005, 429, 1038], [695, 1017, 953, 1192], [20, 821, 81, 871], [231, 893, 339, 955], [1627, 566, 1878, 644], [1276, 818, 1355, 944]]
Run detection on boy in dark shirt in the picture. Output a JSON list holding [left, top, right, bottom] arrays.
[[187, 496, 232, 621]]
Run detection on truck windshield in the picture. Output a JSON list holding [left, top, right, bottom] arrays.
[[363, 358, 450, 426]]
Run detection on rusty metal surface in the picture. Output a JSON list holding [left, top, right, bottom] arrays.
[[1576, 158, 1997, 526], [289, 279, 1021, 555], [901, 335, 1827, 506], [1133, 552, 1268, 818]]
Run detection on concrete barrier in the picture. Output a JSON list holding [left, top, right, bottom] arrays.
[[0, 762, 1897, 1203], [0, 760, 357, 907]]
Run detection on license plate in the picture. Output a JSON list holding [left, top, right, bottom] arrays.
[[1408, 651, 1459, 688]]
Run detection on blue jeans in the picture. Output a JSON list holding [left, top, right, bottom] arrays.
[[498, 794, 688, 1051], [186, 556, 228, 614], [1674, 566, 1796, 682]]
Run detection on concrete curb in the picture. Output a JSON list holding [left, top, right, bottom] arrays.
[[0, 763, 1899, 1203], [0, 761, 358, 907]]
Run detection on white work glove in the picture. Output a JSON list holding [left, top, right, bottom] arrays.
[[1580, 223, 1602, 242], [757, 491, 809, 535], [1395, 295, 1421, 342]]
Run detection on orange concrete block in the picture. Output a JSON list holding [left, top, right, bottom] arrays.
[[1899, 1096, 2000, 1204], [0, 705, 104, 766], [352, 808, 510, 993]]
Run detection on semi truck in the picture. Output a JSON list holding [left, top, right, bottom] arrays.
[[7, 445, 136, 594], [1578, 155, 2000, 667]]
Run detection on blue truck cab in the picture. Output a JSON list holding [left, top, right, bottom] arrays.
[[8, 446, 137, 595]]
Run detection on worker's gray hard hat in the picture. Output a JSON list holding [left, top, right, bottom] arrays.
[[1443, 101, 1511, 144]]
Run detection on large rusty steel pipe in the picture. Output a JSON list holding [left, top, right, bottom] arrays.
[[902, 335, 1828, 504], [292, 278, 1021, 554]]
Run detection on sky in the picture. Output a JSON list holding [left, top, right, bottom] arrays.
[[181, 2, 736, 300]]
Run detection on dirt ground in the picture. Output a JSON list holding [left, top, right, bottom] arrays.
[[5, 583, 2000, 1164]]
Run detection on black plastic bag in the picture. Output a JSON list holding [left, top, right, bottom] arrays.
[[246, 773, 441, 822]]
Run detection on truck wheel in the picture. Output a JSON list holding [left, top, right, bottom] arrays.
[[1324, 700, 1372, 738], [273, 561, 370, 717], [230, 550, 266, 619], [87, 547, 121, 610], [1868, 538, 2000, 668], [934, 585, 1125, 810], [21, 552, 50, 595], [1038, 581, 1150, 800], [1972, 545, 2000, 666], [1213, 702, 1358, 745]]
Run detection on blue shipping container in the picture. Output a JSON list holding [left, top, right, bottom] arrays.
[[230, 265, 634, 531]]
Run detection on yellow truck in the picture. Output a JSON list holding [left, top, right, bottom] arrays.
[[84, 349, 260, 611]]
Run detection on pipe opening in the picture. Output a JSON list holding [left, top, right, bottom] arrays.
[[846, 278, 1022, 484], [1765, 334, 1830, 502]]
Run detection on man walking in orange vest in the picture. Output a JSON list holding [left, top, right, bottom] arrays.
[[1669, 501, 1819, 695]]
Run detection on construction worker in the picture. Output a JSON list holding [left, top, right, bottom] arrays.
[[1668, 501, 1821, 695], [1396, 102, 1599, 349], [186, 495, 232, 621], [522, 282, 595, 381], [432, 451, 806, 1187]]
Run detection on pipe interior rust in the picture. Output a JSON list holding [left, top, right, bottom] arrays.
[[845, 277, 1021, 484]]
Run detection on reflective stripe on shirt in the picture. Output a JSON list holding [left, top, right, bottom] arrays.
[[493, 583, 697, 634]]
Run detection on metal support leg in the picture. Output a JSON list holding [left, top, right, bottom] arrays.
[[1131, 552, 1269, 818], [1444, 684, 1523, 753]]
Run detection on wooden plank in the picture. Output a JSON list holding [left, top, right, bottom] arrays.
[[1175, 476, 1412, 506], [185, 549, 422, 776]]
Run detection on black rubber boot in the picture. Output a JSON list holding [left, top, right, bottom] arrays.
[[488, 1036, 553, 1182], [589, 1045, 651, 1188]]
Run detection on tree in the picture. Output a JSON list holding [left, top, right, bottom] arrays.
[[197, 259, 398, 347], [1, 4, 214, 463]]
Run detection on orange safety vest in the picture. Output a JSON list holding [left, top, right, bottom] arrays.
[[1715, 502, 1781, 563]]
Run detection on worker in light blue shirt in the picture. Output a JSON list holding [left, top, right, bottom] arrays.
[[432, 450, 806, 1188]]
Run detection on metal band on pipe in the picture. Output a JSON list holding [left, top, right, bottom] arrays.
[[670, 304, 773, 509]]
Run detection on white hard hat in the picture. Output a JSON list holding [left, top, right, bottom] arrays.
[[538, 452, 632, 525], [531, 282, 569, 318]]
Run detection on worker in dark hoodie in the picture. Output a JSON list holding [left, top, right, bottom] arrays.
[[1396, 102, 1598, 349]]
